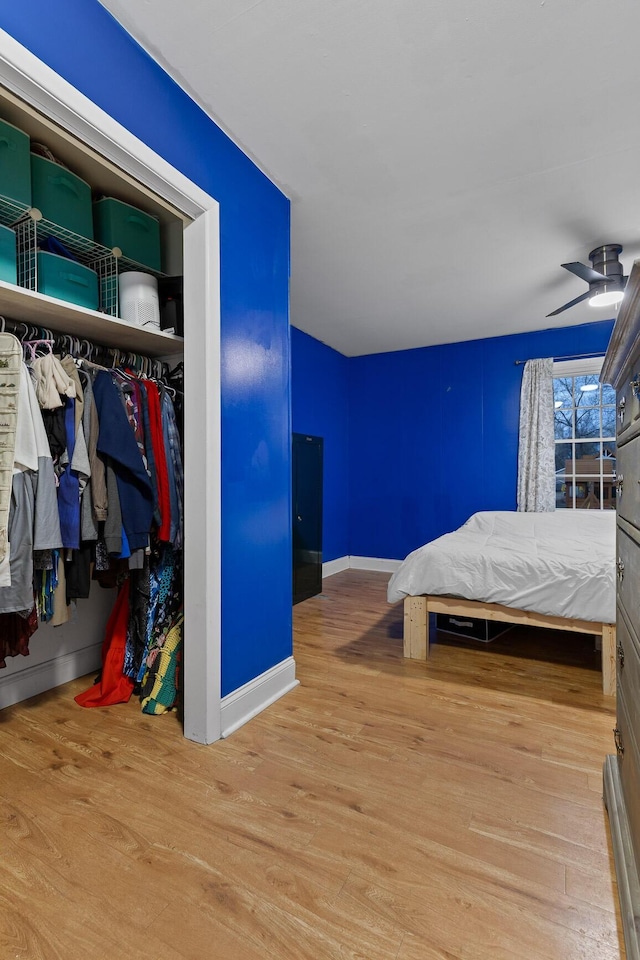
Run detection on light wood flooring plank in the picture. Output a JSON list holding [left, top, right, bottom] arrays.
[[0, 569, 625, 959]]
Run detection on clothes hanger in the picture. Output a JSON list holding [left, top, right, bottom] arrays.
[[12, 321, 29, 342], [23, 338, 54, 363]]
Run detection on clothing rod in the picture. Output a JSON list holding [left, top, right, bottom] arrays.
[[514, 351, 605, 366], [0, 314, 169, 370]]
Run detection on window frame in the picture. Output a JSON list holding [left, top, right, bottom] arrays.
[[552, 356, 616, 511]]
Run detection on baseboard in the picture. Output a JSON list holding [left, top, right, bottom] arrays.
[[0, 643, 102, 711], [349, 556, 402, 573], [322, 556, 350, 578], [220, 656, 299, 738], [322, 555, 401, 578]]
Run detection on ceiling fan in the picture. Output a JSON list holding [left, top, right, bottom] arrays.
[[546, 243, 627, 317]]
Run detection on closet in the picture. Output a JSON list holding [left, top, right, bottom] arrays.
[[0, 38, 221, 743]]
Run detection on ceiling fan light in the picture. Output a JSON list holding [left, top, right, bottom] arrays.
[[589, 289, 625, 308], [549, 245, 625, 317]]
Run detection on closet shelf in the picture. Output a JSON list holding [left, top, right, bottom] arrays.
[[0, 279, 183, 357], [0, 194, 180, 356]]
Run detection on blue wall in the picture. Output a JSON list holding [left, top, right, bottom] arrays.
[[0, 2, 292, 696], [291, 327, 350, 562], [349, 320, 615, 559], [291, 321, 615, 564]]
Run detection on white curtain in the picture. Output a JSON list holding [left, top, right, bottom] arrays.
[[517, 358, 556, 512]]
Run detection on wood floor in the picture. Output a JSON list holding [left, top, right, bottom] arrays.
[[0, 570, 624, 960]]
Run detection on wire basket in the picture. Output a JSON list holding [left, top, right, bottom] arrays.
[[13, 210, 119, 315], [0, 194, 166, 318]]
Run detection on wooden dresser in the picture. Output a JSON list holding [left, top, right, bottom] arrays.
[[602, 260, 640, 960]]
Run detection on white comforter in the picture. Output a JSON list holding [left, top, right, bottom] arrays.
[[387, 510, 616, 623]]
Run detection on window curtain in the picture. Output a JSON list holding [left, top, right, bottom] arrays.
[[517, 358, 555, 512]]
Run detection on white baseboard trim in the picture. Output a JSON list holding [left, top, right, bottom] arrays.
[[322, 556, 350, 577], [322, 555, 401, 578], [348, 556, 402, 574], [0, 643, 102, 711], [220, 656, 299, 739]]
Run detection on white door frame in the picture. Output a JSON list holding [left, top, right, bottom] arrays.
[[0, 29, 222, 744]]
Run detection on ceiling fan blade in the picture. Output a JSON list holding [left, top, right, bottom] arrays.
[[561, 261, 608, 284], [546, 290, 593, 318]]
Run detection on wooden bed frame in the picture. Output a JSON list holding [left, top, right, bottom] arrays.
[[403, 594, 616, 697]]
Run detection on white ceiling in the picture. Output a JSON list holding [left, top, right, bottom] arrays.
[[100, 0, 640, 357]]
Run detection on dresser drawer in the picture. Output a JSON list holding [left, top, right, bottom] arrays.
[[616, 685, 640, 869], [616, 609, 640, 733], [617, 523, 640, 627], [617, 434, 640, 527], [617, 371, 640, 442]]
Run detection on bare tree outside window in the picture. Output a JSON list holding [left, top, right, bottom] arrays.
[[553, 373, 616, 509]]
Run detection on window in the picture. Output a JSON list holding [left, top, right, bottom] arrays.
[[553, 357, 616, 510]]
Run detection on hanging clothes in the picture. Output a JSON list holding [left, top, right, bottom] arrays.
[[0, 607, 38, 669], [143, 381, 171, 541], [92, 371, 154, 553], [140, 611, 183, 714], [15, 364, 62, 550], [0, 362, 62, 619], [31, 352, 75, 409], [70, 359, 184, 715], [79, 371, 107, 526], [0, 327, 184, 712], [124, 559, 151, 680], [74, 579, 135, 707], [0, 334, 23, 566], [161, 390, 183, 549], [57, 396, 80, 549]]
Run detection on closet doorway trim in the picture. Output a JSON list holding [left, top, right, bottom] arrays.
[[0, 29, 222, 745]]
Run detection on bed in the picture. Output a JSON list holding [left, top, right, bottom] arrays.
[[387, 510, 617, 696]]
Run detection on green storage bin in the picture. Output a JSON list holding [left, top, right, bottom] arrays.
[[0, 224, 16, 284], [0, 118, 31, 208], [31, 154, 93, 239], [93, 197, 161, 271], [37, 251, 98, 310]]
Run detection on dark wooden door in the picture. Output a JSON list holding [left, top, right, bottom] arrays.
[[292, 433, 323, 604]]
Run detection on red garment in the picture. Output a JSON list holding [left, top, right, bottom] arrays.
[[0, 607, 38, 668], [74, 580, 135, 707], [143, 381, 172, 542]]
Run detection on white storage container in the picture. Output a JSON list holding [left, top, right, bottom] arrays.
[[118, 271, 160, 328]]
